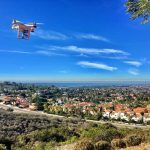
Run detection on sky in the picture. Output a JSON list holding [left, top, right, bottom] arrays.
[[0, 0, 150, 82]]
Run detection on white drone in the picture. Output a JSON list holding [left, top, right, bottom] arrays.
[[12, 19, 42, 40]]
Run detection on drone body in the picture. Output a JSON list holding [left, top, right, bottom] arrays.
[[12, 19, 37, 40]]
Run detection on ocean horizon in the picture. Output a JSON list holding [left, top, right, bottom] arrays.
[[24, 81, 150, 87]]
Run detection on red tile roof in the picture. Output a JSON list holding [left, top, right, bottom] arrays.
[[133, 107, 145, 113]]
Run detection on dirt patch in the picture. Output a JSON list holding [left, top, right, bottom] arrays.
[[57, 143, 77, 150]]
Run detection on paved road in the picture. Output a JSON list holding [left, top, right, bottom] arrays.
[[0, 102, 65, 118], [0, 103, 150, 129]]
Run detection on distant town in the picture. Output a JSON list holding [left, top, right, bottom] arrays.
[[0, 81, 150, 125]]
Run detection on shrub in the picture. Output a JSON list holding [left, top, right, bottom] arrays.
[[35, 142, 46, 150], [111, 139, 126, 149], [0, 144, 6, 150], [104, 123, 117, 130], [93, 128, 124, 143], [125, 135, 142, 146], [35, 142, 56, 150], [74, 139, 94, 150], [94, 140, 111, 150]]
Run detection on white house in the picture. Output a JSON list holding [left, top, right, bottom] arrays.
[[131, 113, 142, 122], [102, 111, 110, 119], [110, 111, 120, 120], [120, 112, 130, 122], [143, 113, 150, 123]]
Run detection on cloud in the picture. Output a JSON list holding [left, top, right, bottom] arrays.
[[33, 29, 111, 42], [101, 55, 129, 60], [0, 49, 65, 57], [44, 45, 129, 56], [36, 50, 66, 56], [78, 61, 117, 71], [0, 50, 31, 54], [77, 53, 89, 57], [124, 61, 142, 67], [33, 29, 68, 40], [128, 69, 139, 75], [76, 33, 110, 42]]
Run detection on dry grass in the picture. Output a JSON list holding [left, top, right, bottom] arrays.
[[120, 143, 150, 150]]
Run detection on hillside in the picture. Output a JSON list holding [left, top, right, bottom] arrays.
[[0, 108, 150, 150]]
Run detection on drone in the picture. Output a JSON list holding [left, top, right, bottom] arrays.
[[12, 19, 42, 40]]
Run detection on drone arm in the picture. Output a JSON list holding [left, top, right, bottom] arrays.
[[17, 30, 21, 38], [28, 30, 30, 38]]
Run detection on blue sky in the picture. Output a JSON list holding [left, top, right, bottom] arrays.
[[0, 0, 150, 82]]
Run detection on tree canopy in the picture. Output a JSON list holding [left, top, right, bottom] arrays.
[[126, 0, 150, 24]]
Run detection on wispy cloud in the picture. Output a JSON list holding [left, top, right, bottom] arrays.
[[76, 33, 110, 42], [44, 45, 129, 56], [0, 50, 31, 54], [77, 53, 89, 57], [33, 29, 68, 40], [128, 69, 139, 75], [36, 50, 66, 56], [124, 61, 142, 67], [0, 49, 65, 57], [78, 61, 117, 71]]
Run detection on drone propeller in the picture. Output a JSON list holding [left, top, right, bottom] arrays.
[[27, 22, 44, 25], [13, 19, 21, 23], [36, 23, 44, 25], [12, 19, 22, 25]]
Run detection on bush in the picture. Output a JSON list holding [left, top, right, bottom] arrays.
[[94, 140, 111, 150], [111, 139, 126, 149], [35, 142, 56, 150], [0, 144, 6, 150], [125, 135, 142, 146], [35, 142, 46, 150], [93, 128, 124, 143], [74, 139, 94, 150], [104, 123, 117, 129]]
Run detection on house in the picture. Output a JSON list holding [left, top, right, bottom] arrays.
[[19, 102, 29, 108], [120, 112, 130, 122], [78, 102, 95, 107], [3, 96, 12, 104], [102, 110, 111, 119], [131, 113, 142, 122], [63, 104, 75, 112], [29, 103, 38, 110], [110, 111, 120, 120], [133, 107, 145, 114], [97, 104, 104, 112], [146, 105, 150, 113], [143, 113, 150, 123]]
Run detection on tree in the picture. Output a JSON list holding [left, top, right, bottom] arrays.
[[126, 0, 150, 24]]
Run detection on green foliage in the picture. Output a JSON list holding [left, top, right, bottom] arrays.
[[35, 142, 56, 150], [31, 96, 47, 110], [35, 142, 45, 150], [62, 136, 78, 145], [126, 0, 150, 24], [0, 108, 150, 150], [81, 124, 124, 142]]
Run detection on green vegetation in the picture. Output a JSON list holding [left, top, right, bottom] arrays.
[[0, 108, 149, 150], [126, 0, 150, 24], [0, 82, 150, 149]]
